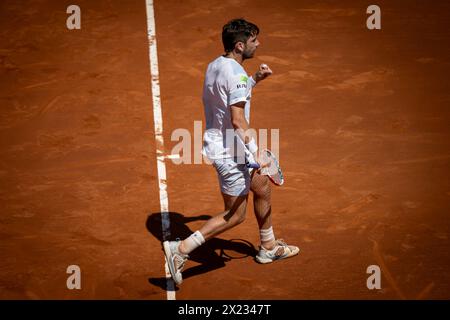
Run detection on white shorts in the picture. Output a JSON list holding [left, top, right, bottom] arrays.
[[212, 158, 251, 196]]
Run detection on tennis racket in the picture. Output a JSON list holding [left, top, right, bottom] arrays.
[[246, 149, 284, 186]]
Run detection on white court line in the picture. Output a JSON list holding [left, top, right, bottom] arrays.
[[145, 0, 176, 300]]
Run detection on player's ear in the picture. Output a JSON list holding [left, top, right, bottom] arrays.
[[235, 41, 244, 53]]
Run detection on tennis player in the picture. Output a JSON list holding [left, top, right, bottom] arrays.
[[163, 18, 299, 285]]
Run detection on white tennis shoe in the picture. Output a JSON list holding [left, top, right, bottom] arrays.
[[255, 239, 299, 264], [163, 240, 189, 285]]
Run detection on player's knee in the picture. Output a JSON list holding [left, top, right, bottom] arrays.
[[228, 208, 246, 226], [235, 211, 246, 225], [224, 206, 246, 226]]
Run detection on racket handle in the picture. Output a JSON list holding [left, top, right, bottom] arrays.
[[246, 162, 260, 169]]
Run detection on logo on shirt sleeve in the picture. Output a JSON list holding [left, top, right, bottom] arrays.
[[237, 75, 248, 89]]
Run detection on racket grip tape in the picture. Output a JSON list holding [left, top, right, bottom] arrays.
[[246, 162, 260, 169]]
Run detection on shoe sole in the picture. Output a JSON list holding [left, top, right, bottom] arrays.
[[255, 247, 300, 264], [163, 241, 182, 285]]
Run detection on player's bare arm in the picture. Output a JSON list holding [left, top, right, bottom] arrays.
[[231, 103, 268, 168], [230, 102, 250, 141]]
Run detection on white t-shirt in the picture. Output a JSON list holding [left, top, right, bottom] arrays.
[[202, 55, 256, 161]]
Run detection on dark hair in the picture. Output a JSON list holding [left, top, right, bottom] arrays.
[[222, 18, 259, 53]]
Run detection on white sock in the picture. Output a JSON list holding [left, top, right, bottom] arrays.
[[260, 226, 275, 247], [182, 230, 205, 254]]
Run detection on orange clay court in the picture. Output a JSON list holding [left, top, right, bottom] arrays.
[[0, 0, 449, 299]]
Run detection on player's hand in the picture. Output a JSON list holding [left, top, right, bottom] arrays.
[[254, 152, 270, 169], [254, 63, 273, 83]]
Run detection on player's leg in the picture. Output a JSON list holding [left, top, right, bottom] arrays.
[[163, 158, 250, 284], [163, 195, 247, 285], [177, 193, 247, 255], [250, 171, 300, 264], [179, 158, 250, 251], [250, 171, 275, 248], [194, 193, 248, 241]]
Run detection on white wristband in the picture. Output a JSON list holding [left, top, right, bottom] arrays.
[[246, 139, 258, 154]]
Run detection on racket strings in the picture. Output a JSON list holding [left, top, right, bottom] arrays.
[[262, 150, 284, 185]]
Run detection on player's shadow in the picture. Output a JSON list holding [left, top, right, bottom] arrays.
[[146, 212, 258, 291]]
